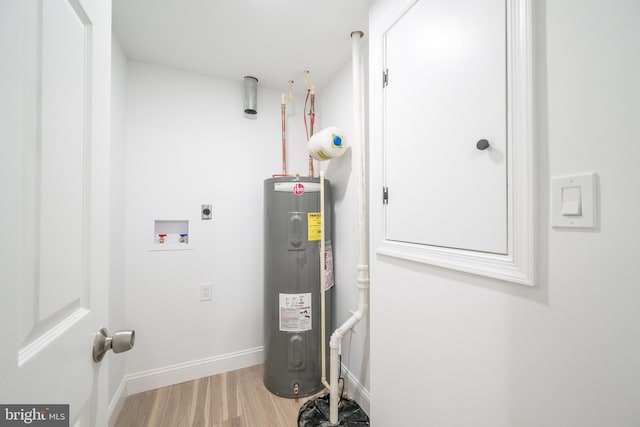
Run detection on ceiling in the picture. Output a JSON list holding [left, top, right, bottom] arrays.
[[112, 0, 369, 93]]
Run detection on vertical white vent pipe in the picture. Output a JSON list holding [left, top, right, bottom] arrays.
[[328, 30, 367, 425]]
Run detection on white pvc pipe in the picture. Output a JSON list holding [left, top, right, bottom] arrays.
[[329, 30, 368, 425]]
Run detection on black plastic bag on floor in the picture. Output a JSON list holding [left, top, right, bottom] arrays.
[[298, 394, 370, 427]]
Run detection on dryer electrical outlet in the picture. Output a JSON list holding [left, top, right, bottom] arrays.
[[202, 204, 212, 220]]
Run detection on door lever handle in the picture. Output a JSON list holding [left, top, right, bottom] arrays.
[[93, 327, 135, 362]]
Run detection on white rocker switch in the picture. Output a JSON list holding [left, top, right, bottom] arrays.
[[561, 187, 582, 216], [552, 173, 597, 228]]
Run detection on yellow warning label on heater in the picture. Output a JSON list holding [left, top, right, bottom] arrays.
[[308, 212, 321, 241]]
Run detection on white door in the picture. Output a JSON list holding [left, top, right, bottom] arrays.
[[384, 0, 508, 254], [0, 0, 112, 425]]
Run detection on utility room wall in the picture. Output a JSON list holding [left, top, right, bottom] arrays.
[[124, 61, 310, 384], [368, 0, 640, 426]]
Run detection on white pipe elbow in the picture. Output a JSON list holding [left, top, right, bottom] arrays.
[[331, 310, 365, 345]]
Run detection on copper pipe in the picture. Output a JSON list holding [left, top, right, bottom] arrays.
[[308, 93, 316, 176], [303, 90, 310, 140]]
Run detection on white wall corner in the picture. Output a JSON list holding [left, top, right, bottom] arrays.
[[342, 363, 371, 416], [121, 346, 264, 397], [107, 377, 128, 427]]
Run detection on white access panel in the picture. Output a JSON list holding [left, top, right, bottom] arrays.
[[384, 0, 508, 254]]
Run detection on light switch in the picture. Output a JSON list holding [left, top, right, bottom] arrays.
[[561, 187, 581, 216], [552, 173, 597, 228]]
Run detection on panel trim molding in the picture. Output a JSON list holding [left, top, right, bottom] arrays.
[[375, 0, 536, 286], [18, 307, 89, 366]]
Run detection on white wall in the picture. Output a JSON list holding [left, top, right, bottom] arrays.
[[123, 61, 311, 387], [369, 0, 640, 426], [108, 35, 127, 409], [316, 51, 370, 410]]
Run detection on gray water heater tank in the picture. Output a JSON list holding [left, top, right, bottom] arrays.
[[263, 176, 334, 398]]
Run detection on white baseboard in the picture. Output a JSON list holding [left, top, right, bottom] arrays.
[[107, 346, 264, 423], [106, 347, 370, 423], [126, 346, 264, 395], [341, 363, 370, 416]]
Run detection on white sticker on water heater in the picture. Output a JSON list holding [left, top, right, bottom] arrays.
[[279, 293, 312, 332], [325, 242, 334, 291]]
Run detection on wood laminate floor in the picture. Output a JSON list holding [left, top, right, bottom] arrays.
[[115, 364, 324, 427]]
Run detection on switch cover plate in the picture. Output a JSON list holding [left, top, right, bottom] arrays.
[[552, 173, 597, 228]]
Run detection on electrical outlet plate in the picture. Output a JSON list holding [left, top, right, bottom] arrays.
[[199, 283, 212, 301], [202, 204, 212, 220]]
